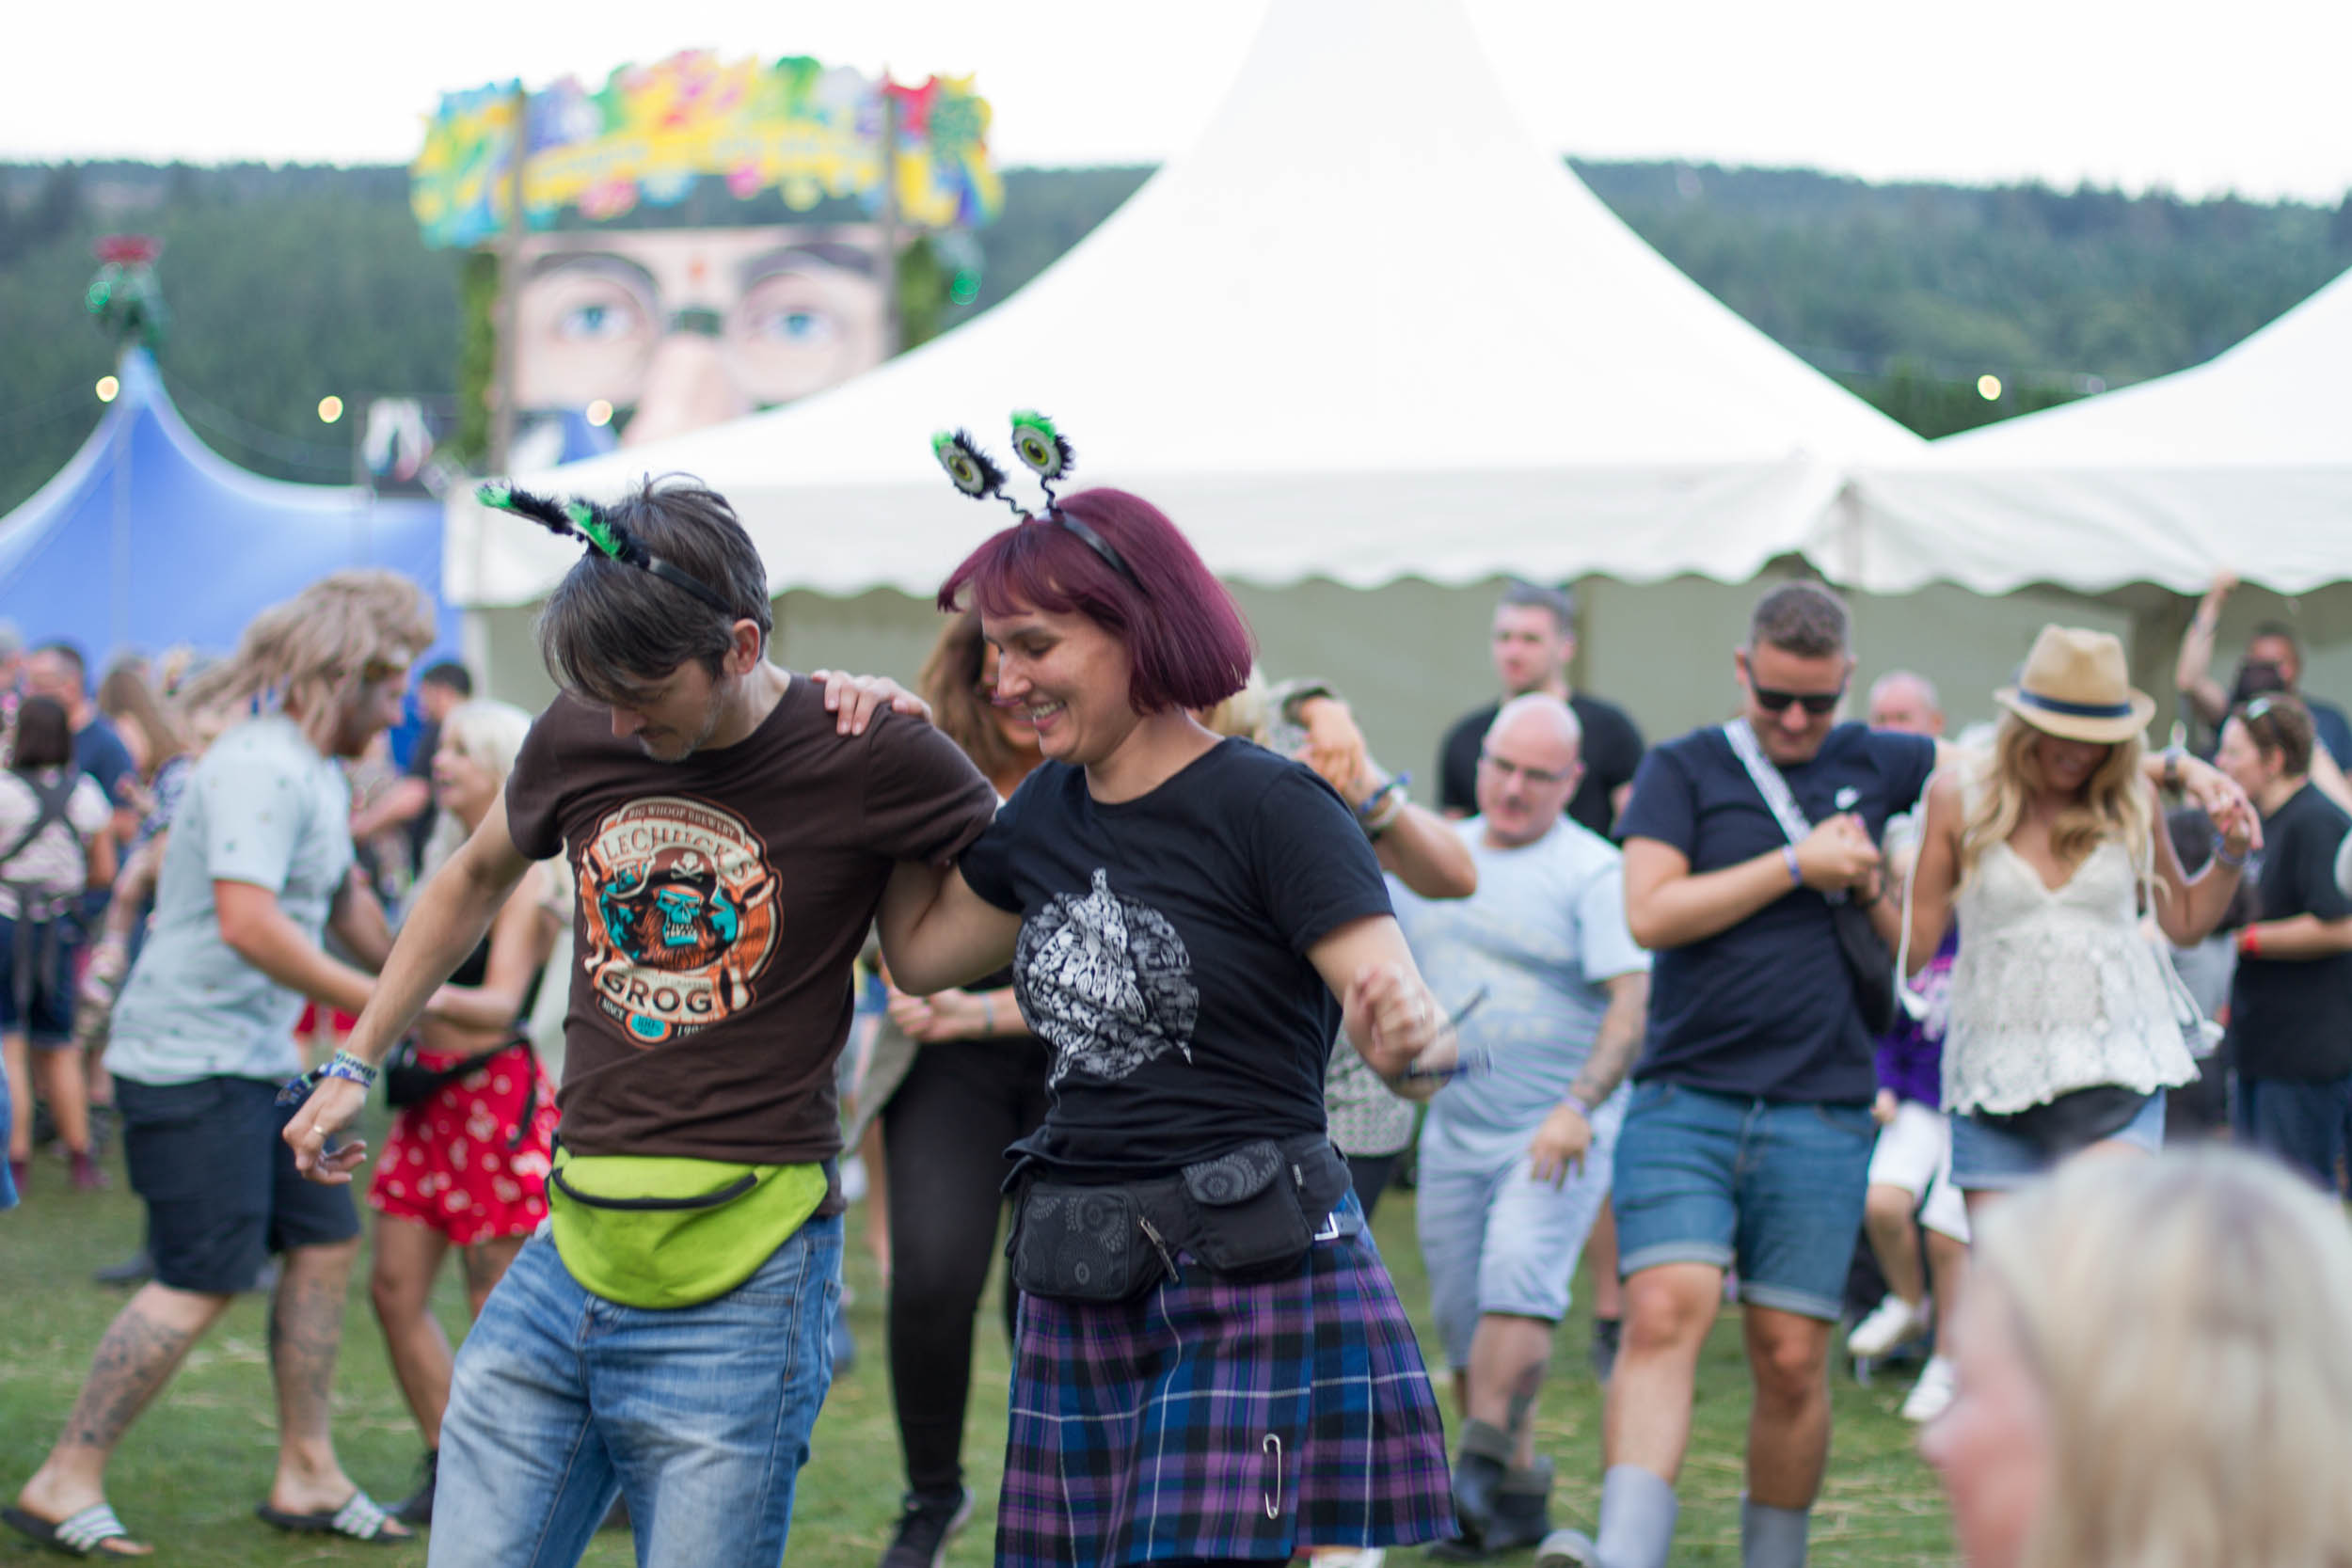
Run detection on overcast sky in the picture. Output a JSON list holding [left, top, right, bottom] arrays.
[[8, 0, 2348, 202]]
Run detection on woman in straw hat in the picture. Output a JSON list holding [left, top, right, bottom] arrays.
[[1902, 626, 2259, 1208]]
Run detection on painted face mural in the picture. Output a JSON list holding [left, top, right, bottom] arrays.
[[577, 798, 778, 1044]]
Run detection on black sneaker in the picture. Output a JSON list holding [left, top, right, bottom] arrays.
[[879, 1486, 974, 1568], [1589, 1316, 1623, 1386], [390, 1449, 437, 1526]]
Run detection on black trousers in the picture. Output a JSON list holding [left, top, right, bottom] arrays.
[[881, 1034, 1052, 1496]]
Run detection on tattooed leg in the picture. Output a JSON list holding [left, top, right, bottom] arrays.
[[1465, 1314, 1557, 1470], [17, 1284, 231, 1520], [267, 1238, 362, 1513]]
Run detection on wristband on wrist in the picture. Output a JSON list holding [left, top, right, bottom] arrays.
[[1781, 845, 1804, 887], [324, 1049, 379, 1088], [981, 992, 997, 1036], [2215, 841, 2249, 869], [2239, 926, 2263, 957]]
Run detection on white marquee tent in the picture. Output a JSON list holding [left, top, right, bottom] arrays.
[[1836, 264, 2352, 598], [449, 0, 1921, 616]]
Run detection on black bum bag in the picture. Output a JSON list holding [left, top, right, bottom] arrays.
[[1005, 1134, 1359, 1304]]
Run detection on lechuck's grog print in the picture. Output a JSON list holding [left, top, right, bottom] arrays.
[[580, 796, 778, 1044]]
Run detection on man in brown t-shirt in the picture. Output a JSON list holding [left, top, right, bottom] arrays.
[[283, 481, 995, 1568]]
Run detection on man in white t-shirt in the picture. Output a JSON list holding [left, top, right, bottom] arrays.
[[1395, 695, 1651, 1557], [8, 573, 434, 1560]]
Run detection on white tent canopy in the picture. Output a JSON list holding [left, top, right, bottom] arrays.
[[448, 0, 1920, 610], [1837, 265, 2352, 596]]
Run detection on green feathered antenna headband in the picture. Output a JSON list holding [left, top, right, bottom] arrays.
[[930, 411, 1140, 592], [477, 483, 739, 618]]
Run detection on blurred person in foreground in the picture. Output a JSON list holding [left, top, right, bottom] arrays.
[[6, 572, 434, 1557], [282, 479, 994, 1568], [1921, 1146, 2352, 1568], [1400, 695, 1647, 1558], [2211, 695, 2352, 1188]]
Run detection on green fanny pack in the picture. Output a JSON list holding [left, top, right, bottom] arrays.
[[548, 1150, 829, 1310]]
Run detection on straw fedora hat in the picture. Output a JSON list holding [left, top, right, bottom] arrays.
[[1994, 626, 2156, 743]]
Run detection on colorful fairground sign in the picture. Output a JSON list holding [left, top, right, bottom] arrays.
[[411, 52, 1001, 248]]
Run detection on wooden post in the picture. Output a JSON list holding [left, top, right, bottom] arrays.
[[488, 84, 528, 472], [878, 71, 902, 358]]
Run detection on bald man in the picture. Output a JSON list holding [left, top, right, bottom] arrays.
[[1866, 672, 1943, 739], [1392, 696, 1651, 1557]]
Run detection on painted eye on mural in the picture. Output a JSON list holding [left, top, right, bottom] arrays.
[[559, 299, 642, 342]]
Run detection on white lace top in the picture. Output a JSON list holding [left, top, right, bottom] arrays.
[[1944, 832, 2197, 1116]]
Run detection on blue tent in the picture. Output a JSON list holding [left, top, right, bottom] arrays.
[[0, 349, 460, 668]]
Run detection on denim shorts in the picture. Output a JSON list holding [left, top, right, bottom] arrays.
[[1415, 1090, 1627, 1368], [1949, 1089, 2165, 1192], [1610, 1080, 1876, 1322]]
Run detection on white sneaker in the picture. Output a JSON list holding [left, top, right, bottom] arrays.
[[1900, 1354, 1957, 1422], [1846, 1293, 1930, 1358]]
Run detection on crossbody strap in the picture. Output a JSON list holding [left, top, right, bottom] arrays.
[[1722, 721, 1814, 847]]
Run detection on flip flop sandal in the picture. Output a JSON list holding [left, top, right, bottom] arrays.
[[254, 1491, 412, 1544], [1, 1502, 149, 1559]]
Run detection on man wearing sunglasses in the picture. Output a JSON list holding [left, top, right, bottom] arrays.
[[1541, 583, 1934, 1568]]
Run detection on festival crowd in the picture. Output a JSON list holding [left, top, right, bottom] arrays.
[[4, 439, 2351, 1568]]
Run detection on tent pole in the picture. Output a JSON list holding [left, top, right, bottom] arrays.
[[111, 352, 132, 655], [489, 85, 528, 473]]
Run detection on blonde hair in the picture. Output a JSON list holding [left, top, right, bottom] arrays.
[[1957, 712, 2151, 886], [1201, 666, 1273, 744], [179, 571, 435, 753], [1976, 1148, 2352, 1568]]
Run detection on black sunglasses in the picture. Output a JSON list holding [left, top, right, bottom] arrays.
[[1752, 683, 1846, 716]]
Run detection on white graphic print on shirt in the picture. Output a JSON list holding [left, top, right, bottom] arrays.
[[1015, 868, 1200, 1086]]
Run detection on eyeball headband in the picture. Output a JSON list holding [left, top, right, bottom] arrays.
[[930, 412, 1144, 594], [476, 483, 739, 618]]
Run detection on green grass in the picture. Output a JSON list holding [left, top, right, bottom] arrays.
[[0, 1129, 1956, 1566]]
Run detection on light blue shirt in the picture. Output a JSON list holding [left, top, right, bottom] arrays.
[[1392, 816, 1648, 1162], [108, 715, 354, 1085]]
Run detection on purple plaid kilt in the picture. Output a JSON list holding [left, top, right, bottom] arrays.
[[995, 1199, 1454, 1566]]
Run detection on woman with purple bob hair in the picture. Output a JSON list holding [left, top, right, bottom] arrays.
[[880, 485, 1457, 1567]]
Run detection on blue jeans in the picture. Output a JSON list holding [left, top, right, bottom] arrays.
[[428, 1214, 843, 1568], [2236, 1074, 2352, 1192], [1610, 1081, 1875, 1322]]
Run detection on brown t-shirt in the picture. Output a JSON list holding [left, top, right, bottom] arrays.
[[504, 675, 996, 1165]]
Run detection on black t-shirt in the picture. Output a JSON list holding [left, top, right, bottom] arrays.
[[1616, 722, 1936, 1104], [1438, 694, 1645, 838], [2231, 783, 2352, 1082], [960, 738, 1392, 1180]]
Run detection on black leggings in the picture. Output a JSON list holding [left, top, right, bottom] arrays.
[[882, 1034, 1052, 1496]]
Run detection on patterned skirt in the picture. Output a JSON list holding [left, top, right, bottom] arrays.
[[367, 1043, 557, 1247], [996, 1200, 1454, 1567]]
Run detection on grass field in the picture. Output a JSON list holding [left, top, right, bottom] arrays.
[[0, 1128, 1957, 1566]]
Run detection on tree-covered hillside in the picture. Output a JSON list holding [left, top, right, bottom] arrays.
[[1, 158, 2344, 514]]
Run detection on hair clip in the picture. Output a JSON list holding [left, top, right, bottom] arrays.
[[478, 483, 740, 619], [930, 413, 1145, 593]]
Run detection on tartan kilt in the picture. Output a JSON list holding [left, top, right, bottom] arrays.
[[995, 1200, 1454, 1566]]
